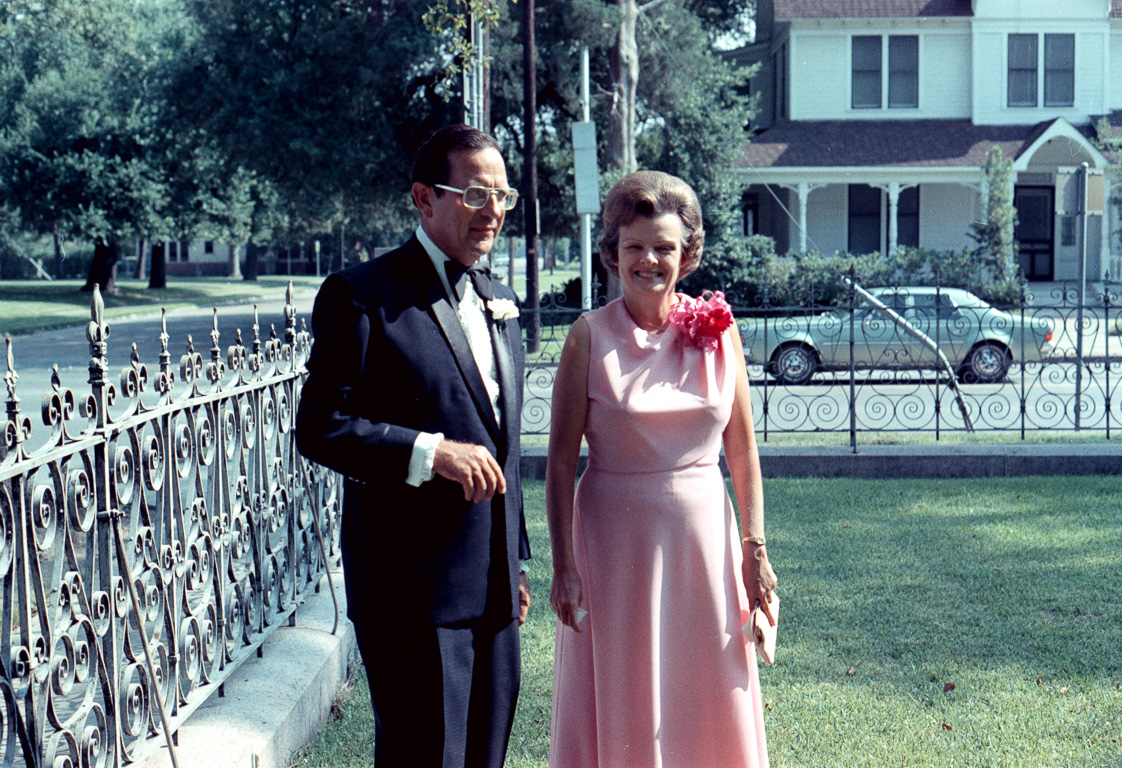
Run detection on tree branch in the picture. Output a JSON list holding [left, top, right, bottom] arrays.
[[638, 0, 673, 15]]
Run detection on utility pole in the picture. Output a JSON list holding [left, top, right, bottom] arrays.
[[522, 0, 540, 353]]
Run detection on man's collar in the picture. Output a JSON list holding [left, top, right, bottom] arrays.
[[416, 225, 456, 302]]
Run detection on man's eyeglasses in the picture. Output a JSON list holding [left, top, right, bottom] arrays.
[[434, 184, 519, 211]]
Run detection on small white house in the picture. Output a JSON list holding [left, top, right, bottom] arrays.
[[735, 0, 1122, 282]]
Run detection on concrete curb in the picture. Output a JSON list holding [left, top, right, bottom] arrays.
[[137, 568, 353, 768], [520, 443, 1122, 479]]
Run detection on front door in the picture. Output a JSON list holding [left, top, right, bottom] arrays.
[[1014, 186, 1054, 281]]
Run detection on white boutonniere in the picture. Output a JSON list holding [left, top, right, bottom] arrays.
[[487, 298, 520, 322]]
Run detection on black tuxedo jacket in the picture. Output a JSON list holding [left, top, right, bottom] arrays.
[[295, 236, 529, 627]]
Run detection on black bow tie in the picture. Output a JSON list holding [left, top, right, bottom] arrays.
[[445, 261, 494, 303]]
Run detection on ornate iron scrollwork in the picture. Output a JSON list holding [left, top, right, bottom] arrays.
[[0, 284, 340, 767]]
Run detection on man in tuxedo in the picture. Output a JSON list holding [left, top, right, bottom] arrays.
[[295, 124, 531, 768]]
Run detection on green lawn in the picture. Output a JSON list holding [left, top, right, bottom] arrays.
[[0, 277, 325, 335], [290, 476, 1122, 768]]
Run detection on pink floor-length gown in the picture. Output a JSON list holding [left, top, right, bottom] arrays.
[[550, 297, 769, 768]]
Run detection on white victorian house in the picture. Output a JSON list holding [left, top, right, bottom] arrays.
[[734, 0, 1122, 283]]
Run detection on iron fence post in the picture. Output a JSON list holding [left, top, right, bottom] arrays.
[[935, 271, 942, 440], [1075, 281, 1084, 431], [1106, 273, 1112, 440], [761, 282, 770, 442], [848, 265, 857, 453], [1020, 271, 1027, 440]]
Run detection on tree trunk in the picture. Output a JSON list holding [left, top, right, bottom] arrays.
[[53, 226, 66, 277], [229, 243, 243, 279], [83, 239, 120, 294], [244, 242, 259, 281], [149, 242, 167, 289], [606, 0, 639, 174], [134, 237, 148, 280], [337, 224, 346, 272]]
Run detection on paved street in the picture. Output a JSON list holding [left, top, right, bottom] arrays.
[[5, 290, 316, 453]]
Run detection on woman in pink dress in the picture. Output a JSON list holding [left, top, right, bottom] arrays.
[[546, 171, 777, 768]]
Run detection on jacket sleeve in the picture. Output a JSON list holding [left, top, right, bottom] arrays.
[[295, 273, 419, 481]]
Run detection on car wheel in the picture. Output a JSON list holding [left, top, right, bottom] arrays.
[[771, 344, 817, 385], [959, 342, 1011, 383]]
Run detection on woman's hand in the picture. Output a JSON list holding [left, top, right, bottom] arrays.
[[550, 567, 585, 632], [742, 544, 778, 624]]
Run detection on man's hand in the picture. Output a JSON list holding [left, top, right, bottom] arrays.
[[433, 439, 506, 502], [518, 571, 531, 626]]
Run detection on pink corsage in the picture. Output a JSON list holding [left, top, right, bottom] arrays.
[[668, 291, 734, 352]]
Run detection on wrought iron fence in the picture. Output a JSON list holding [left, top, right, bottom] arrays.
[[0, 286, 341, 768], [520, 280, 1122, 445]]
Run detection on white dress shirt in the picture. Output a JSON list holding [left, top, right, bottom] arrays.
[[405, 226, 501, 486]]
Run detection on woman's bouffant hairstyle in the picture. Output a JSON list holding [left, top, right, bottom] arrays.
[[597, 170, 705, 280]]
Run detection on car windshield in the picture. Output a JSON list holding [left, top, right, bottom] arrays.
[[832, 289, 991, 317]]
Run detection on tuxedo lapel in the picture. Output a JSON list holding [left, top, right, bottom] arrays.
[[487, 289, 520, 453], [403, 241, 502, 444]]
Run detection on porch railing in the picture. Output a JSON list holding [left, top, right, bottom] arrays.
[[0, 286, 341, 767]]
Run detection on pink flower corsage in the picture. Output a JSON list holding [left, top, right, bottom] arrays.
[[668, 291, 734, 352]]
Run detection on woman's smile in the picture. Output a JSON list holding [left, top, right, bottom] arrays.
[[617, 212, 684, 295]]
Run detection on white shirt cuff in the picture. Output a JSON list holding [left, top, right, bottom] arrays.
[[406, 432, 444, 487]]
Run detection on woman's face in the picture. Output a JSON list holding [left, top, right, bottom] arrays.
[[615, 212, 684, 300]]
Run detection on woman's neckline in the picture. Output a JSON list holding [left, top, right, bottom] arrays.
[[621, 294, 683, 335]]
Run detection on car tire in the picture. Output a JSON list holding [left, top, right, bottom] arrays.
[[771, 344, 817, 385], [958, 342, 1011, 383]]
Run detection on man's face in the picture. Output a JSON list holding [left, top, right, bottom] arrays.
[[413, 147, 508, 267]]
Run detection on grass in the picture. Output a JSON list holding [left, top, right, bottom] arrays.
[[0, 276, 325, 335], [290, 476, 1122, 768], [0, 267, 579, 338]]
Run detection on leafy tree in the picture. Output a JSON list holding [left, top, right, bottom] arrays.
[[0, 0, 192, 291], [173, 0, 460, 255], [483, 1, 753, 239], [968, 146, 1019, 299]]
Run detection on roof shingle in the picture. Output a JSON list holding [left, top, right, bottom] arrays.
[[775, 0, 1122, 19], [774, 0, 972, 18], [737, 119, 1107, 169]]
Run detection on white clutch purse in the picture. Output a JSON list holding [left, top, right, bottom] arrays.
[[742, 592, 779, 665]]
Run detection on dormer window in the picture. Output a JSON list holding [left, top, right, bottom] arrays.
[[1008, 33, 1074, 108], [852, 35, 918, 110]]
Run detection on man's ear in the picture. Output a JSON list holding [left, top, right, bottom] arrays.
[[412, 182, 433, 218]]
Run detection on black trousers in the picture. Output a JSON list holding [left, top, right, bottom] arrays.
[[353, 614, 521, 768]]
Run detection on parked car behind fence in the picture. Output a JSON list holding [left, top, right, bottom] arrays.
[[738, 287, 1055, 385]]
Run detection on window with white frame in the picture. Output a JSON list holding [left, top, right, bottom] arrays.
[[852, 36, 882, 109], [1044, 34, 1074, 107], [852, 35, 918, 110], [1008, 33, 1074, 108]]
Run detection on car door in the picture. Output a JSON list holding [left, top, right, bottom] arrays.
[[854, 290, 909, 371]]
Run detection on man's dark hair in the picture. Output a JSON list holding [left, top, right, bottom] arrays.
[[411, 124, 502, 189]]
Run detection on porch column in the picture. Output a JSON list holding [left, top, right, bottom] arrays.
[[887, 181, 900, 254], [797, 181, 809, 253]]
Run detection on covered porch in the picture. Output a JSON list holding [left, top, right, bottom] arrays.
[[735, 117, 1118, 282]]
